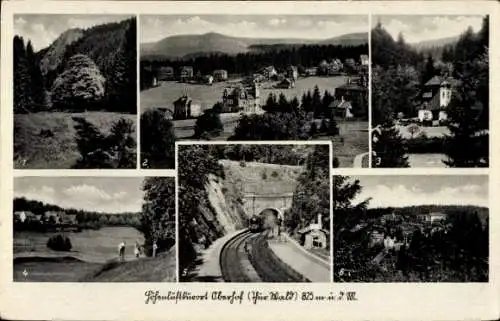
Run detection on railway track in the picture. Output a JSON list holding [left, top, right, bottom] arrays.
[[219, 230, 254, 282], [220, 229, 309, 282]]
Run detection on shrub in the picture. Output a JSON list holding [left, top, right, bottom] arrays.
[[47, 234, 72, 251], [261, 171, 268, 180], [271, 170, 279, 178], [406, 136, 446, 154]]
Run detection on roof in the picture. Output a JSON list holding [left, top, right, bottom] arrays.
[[424, 75, 457, 87], [428, 212, 447, 217], [336, 83, 367, 91], [298, 226, 330, 235], [329, 100, 352, 110], [224, 86, 255, 99]]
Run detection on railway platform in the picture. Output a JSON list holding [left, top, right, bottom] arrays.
[[267, 233, 331, 282]]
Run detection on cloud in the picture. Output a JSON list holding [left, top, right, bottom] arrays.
[[15, 186, 57, 206], [380, 15, 484, 43], [355, 183, 488, 208], [14, 17, 27, 29]]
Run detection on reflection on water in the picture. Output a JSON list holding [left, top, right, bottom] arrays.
[[14, 227, 144, 263], [408, 153, 447, 168]]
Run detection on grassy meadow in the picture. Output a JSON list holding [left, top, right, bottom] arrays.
[[317, 120, 369, 167], [14, 112, 137, 169], [14, 250, 176, 282], [140, 76, 349, 113]]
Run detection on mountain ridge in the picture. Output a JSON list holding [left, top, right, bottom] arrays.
[[141, 31, 368, 58]]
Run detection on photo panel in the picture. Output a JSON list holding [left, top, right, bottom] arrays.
[[13, 14, 138, 169], [176, 141, 332, 282], [333, 174, 489, 282], [13, 176, 176, 282], [370, 15, 489, 168], [139, 15, 369, 169]]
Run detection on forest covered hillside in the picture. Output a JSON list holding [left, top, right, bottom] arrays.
[[14, 17, 137, 114]]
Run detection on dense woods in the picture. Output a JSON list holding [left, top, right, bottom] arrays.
[[372, 16, 489, 167], [229, 88, 340, 141], [14, 17, 136, 114], [285, 145, 330, 233], [13, 197, 141, 229], [178, 145, 225, 272], [140, 177, 176, 256]]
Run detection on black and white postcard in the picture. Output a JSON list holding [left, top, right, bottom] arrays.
[[140, 15, 369, 169], [371, 15, 489, 168], [0, 1, 498, 321], [177, 142, 331, 282], [13, 176, 176, 282], [13, 14, 138, 169]]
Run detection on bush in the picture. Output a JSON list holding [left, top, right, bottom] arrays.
[[261, 171, 268, 180], [47, 234, 72, 251], [271, 170, 279, 178], [406, 135, 446, 154]]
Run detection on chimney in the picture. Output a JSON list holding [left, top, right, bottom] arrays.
[[317, 213, 322, 230]]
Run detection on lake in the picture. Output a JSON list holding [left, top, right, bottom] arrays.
[[14, 226, 144, 264]]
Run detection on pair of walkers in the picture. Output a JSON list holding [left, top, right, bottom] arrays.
[[118, 241, 157, 260]]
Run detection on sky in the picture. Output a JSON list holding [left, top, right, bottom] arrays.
[[14, 14, 134, 51], [14, 177, 145, 214], [140, 15, 368, 43], [349, 175, 488, 209], [373, 15, 485, 43]]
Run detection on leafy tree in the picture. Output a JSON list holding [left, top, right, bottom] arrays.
[[373, 121, 409, 168], [72, 117, 111, 168], [287, 146, 330, 234], [72, 116, 136, 168], [178, 145, 224, 271], [141, 177, 175, 256], [230, 111, 309, 140], [51, 54, 106, 111], [194, 107, 223, 138], [140, 109, 176, 169], [107, 118, 136, 168]]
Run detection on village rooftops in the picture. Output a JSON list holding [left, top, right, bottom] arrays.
[[336, 82, 367, 91], [424, 75, 458, 87], [329, 99, 352, 110], [298, 226, 330, 235]]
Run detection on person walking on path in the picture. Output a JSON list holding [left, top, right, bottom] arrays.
[[134, 242, 141, 258], [152, 241, 158, 258], [118, 241, 126, 261]]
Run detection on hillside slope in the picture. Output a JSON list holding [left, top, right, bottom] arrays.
[[39, 28, 84, 75]]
